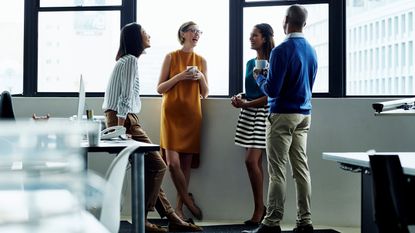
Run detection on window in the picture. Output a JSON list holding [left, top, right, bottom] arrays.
[[136, 0, 229, 95], [38, 11, 120, 92], [346, 0, 415, 96], [409, 41, 414, 66], [0, 1, 24, 94], [242, 3, 329, 93], [23, 0, 133, 96]]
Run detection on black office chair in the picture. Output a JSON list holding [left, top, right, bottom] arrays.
[[0, 91, 15, 120], [369, 154, 415, 233]]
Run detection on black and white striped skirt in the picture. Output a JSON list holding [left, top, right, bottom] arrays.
[[234, 106, 269, 149]]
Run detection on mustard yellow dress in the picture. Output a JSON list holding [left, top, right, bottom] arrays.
[[160, 50, 204, 167]]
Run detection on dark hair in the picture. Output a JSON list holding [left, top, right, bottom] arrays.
[[286, 4, 308, 29], [177, 21, 197, 45], [254, 23, 275, 61], [116, 22, 145, 61]]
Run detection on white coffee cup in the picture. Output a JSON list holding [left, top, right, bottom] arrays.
[[87, 121, 101, 146], [186, 66, 198, 75], [255, 60, 269, 69]]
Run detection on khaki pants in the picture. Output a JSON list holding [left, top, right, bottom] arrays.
[[105, 111, 174, 215], [262, 113, 312, 227]]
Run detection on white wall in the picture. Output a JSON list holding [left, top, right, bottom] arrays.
[[11, 97, 415, 227]]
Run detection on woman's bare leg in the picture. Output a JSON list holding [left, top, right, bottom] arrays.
[[165, 150, 201, 219], [245, 148, 265, 222]]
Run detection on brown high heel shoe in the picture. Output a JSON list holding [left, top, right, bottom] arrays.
[[186, 193, 203, 220], [168, 222, 203, 232]]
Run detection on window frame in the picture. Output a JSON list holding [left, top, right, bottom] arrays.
[[21, 0, 346, 98], [234, 0, 345, 98], [23, 0, 135, 97]]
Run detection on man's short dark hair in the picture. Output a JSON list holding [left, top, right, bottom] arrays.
[[286, 4, 308, 28]]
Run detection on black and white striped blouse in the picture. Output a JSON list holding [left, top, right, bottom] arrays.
[[102, 54, 141, 118]]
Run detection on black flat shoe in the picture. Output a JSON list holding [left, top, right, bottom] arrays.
[[244, 220, 260, 226], [242, 224, 281, 233], [293, 224, 314, 233]]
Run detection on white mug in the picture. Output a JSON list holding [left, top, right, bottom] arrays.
[[255, 60, 268, 69], [186, 66, 198, 75]]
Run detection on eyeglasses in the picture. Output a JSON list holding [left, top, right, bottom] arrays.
[[185, 28, 203, 35]]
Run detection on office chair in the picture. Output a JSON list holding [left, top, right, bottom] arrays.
[[0, 91, 15, 120], [369, 155, 415, 233], [99, 144, 140, 233]]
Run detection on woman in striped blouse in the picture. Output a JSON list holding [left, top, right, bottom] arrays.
[[103, 23, 201, 233], [231, 23, 275, 226]]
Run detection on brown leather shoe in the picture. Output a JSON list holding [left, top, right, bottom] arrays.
[[145, 223, 167, 233], [168, 222, 203, 232]]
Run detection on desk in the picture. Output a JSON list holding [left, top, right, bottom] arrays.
[[323, 152, 415, 233], [0, 190, 110, 233], [81, 139, 159, 233]]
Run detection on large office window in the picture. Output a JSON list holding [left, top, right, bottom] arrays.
[[38, 11, 119, 92], [136, 0, 229, 95], [346, 0, 415, 96], [243, 4, 329, 93], [36, 2, 121, 93], [0, 1, 24, 94]]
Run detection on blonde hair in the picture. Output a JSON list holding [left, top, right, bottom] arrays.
[[177, 21, 197, 45]]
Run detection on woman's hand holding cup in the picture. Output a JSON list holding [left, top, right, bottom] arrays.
[[187, 66, 202, 80]]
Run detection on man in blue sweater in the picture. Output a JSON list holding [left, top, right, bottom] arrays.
[[247, 4, 318, 233]]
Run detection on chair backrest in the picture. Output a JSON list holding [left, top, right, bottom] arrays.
[[99, 144, 140, 233], [369, 154, 411, 233], [0, 91, 15, 120]]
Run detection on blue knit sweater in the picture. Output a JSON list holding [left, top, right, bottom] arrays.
[[256, 33, 318, 115]]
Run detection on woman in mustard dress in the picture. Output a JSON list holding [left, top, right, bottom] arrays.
[[157, 21, 208, 221]]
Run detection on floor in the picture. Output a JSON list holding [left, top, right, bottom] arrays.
[[200, 221, 359, 233], [122, 216, 359, 233]]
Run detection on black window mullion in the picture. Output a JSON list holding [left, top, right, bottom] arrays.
[[229, 0, 244, 96], [329, 0, 345, 97], [38, 6, 122, 11], [121, 0, 136, 27], [23, 0, 39, 97]]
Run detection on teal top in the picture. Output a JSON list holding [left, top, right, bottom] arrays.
[[245, 58, 265, 100]]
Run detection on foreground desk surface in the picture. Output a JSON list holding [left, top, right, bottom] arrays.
[[0, 190, 109, 233], [323, 152, 415, 175], [81, 139, 159, 153], [81, 139, 160, 233], [323, 152, 415, 233]]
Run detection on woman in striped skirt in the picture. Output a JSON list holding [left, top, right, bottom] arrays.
[[231, 23, 275, 226]]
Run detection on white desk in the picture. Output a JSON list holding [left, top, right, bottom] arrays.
[[81, 139, 160, 233], [374, 109, 415, 115], [323, 152, 415, 175], [323, 152, 415, 233], [0, 190, 109, 233]]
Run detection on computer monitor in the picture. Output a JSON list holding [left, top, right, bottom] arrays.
[[77, 76, 85, 121]]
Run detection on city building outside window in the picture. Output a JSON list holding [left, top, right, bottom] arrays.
[[346, 0, 415, 96]]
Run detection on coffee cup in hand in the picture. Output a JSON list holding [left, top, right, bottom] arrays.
[[186, 66, 198, 75], [255, 59, 268, 69]]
